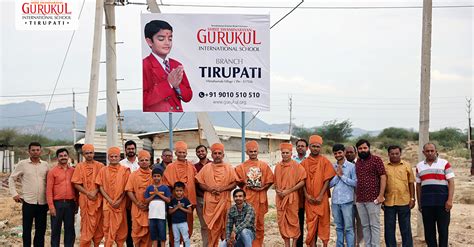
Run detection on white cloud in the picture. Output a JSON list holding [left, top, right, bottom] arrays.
[[432, 70, 468, 81], [270, 74, 338, 95]]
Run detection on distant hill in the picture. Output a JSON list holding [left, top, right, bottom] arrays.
[[0, 101, 379, 140], [352, 127, 381, 138]]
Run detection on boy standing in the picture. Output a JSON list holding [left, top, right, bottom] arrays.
[[145, 168, 171, 247], [168, 182, 193, 247]]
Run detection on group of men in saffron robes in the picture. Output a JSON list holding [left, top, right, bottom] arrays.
[[10, 133, 455, 247], [70, 134, 336, 247]]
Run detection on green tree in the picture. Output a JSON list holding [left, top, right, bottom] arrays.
[[316, 120, 353, 143], [378, 127, 417, 141], [430, 127, 466, 148], [0, 129, 71, 147], [292, 125, 315, 141], [293, 120, 353, 144], [0, 128, 18, 145]]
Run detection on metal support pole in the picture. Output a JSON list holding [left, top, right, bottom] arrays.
[[72, 89, 77, 143], [241, 112, 245, 162], [85, 0, 104, 144], [169, 113, 173, 151]]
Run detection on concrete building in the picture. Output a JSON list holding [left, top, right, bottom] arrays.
[[137, 126, 293, 166]]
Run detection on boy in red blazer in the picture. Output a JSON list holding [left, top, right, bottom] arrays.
[[143, 20, 193, 112]]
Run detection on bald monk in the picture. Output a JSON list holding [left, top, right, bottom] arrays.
[[274, 143, 307, 247], [125, 150, 154, 246], [162, 141, 197, 245], [96, 147, 131, 247], [195, 143, 237, 247], [301, 135, 336, 247], [72, 144, 105, 247], [234, 140, 274, 247]]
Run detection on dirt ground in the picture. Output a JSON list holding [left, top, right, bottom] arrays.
[[0, 145, 473, 246]]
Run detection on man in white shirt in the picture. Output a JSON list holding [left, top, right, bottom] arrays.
[[120, 140, 138, 247], [9, 142, 50, 247], [120, 140, 139, 172]]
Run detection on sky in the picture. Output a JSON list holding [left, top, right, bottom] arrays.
[[1, 0, 473, 132]]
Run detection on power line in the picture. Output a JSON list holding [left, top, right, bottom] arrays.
[[151, 3, 474, 9], [271, 91, 466, 100], [0, 88, 141, 98], [38, 0, 87, 135], [271, 0, 304, 29], [0, 88, 466, 102]]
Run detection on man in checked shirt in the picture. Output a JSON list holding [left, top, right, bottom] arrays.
[[222, 189, 256, 247]]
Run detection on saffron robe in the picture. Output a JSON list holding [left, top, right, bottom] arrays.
[[71, 160, 105, 247], [274, 160, 307, 239], [95, 165, 130, 247], [300, 155, 336, 245], [235, 160, 274, 247], [195, 163, 237, 247], [125, 168, 153, 246]]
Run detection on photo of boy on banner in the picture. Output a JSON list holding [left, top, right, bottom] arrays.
[[143, 20, 193, 112]]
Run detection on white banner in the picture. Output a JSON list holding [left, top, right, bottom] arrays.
[[141, 14, 270, 112], [15, 0, 78, 31]]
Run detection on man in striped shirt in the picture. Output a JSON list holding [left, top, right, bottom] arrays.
[[416, 143, 455, 247]]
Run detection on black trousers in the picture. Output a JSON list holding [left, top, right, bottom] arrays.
[[126, 207, 134, 246], [384, 205, 413, 247], [22, 202, 48, 247], [422, 206, 450, 247], [297, 207, 305, 247], [50, 200, 76, 247]]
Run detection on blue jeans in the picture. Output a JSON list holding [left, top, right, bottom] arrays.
[[384, 205, 413, 247], [172, 222, 190, 247], [332, 202, 355, 247], [220, 228, 255, 247]]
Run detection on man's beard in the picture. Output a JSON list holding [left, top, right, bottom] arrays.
[[127, 152, 135, 157], [358, 151, 370, 160]]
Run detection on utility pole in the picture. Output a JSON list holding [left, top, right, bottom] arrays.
[[467, 97, 473, 175], [85, 0, 104, 145], [105, 0, 118, 149], [72, 89, 77, 143], [117, 103, 125, 147], [467, 97, 472, 150], [417, 0, 432, 239], [288, 95, 293, 135]]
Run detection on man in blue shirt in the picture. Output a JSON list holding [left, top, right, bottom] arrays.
[[330, 144, 357, 247]]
